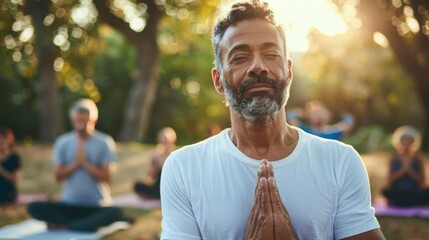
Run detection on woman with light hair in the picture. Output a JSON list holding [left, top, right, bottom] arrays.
[[382, 126, 429, 207]]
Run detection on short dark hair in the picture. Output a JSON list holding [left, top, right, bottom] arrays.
[[212, 0, 287, 70]]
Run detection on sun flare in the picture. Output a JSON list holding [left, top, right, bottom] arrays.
[[264, 0, 348, 52]]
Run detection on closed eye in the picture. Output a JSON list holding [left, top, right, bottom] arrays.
[[229, 55, 249, 64]]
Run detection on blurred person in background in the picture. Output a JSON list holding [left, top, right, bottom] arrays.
[[0, 127, 21, 206], [287, 100, 354, 140], [28, 99, 131, 231], [382, 126, 429, 207], [134, 127, 176, 200]]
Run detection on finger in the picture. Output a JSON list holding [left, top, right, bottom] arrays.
[[267, 162, 274, 179], [268, 177, 289, 216], [260, 178, 271, 212], [254, 164, 266, 195], [254, 174, 263, 205]]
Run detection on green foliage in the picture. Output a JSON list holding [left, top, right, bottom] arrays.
[[147, 34, 229, 145], [91, 29, 136, 138], [298, 28, 424, 142], [343, 125, 394, 153]]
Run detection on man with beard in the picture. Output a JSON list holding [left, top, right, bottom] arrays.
[[160, 1, 385, 239]]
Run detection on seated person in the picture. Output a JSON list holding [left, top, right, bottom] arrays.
[[0, 127, 21, 207], [134, 127, 176, 200], [382, 126, 429, 207], [28, 99, 130, 232], [287, 100, 354, 140]]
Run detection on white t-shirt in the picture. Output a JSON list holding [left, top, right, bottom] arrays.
[[160, 128, 379, 240]]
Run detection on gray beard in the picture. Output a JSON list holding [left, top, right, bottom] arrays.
[[222, 74, 290, 124]]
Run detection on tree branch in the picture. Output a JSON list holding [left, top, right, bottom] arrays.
[[93, 0, 139, 45]]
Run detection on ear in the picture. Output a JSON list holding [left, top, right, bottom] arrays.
[[287, 59, 293, 81], [211, 68, 224, 94]]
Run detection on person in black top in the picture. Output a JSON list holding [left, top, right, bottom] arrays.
[[134, 127, 176, 200], [382, 126, 429, 207], [0, 127, 21, 206]]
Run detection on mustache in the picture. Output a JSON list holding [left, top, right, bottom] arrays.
[[236, 74, 280, 94]]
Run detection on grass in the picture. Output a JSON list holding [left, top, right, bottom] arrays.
[[1, 144, 429, 239]]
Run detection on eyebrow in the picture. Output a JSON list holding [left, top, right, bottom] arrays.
[[226, 42, 280, 60]]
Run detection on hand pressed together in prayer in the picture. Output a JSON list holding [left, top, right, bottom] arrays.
[[244, 160, 298, 240]]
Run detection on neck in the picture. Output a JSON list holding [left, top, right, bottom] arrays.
[[229, 109, 298, 160], [76, 128, 94, 140]]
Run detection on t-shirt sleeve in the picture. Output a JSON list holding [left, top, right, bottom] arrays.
[[334, 147, 380, 239], [52, 137, 65, 165], [160, 153, 202, 240], [100, 135, 116, 165]]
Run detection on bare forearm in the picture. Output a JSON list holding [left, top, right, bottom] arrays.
[[55, 163, 79, 182], [389, 169, 407, 183], [406, 170, 424, 184], [0, 167, 19, 183], [82, 162, 111, 183]]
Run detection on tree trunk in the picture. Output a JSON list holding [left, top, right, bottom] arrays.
[[414, 73, 429, 152], [27, 0, 63, 142], [94, 0, 162, 142], [118, 38, 159, 141]]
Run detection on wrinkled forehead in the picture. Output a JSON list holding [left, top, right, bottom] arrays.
[[219, 19, 286, 58]]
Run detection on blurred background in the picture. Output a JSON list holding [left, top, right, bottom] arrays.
[[0, 0, 427, 152], [0, 0, 429, 238]]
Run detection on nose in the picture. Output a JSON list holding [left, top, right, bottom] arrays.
[[247, 54, 268, 76]]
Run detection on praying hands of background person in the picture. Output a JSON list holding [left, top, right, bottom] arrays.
[[244, 160, 298, 240], [76, 137, 86, 165]]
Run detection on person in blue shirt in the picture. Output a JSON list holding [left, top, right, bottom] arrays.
[[287, 100, 354, 140], [28, 99, 131, 231]]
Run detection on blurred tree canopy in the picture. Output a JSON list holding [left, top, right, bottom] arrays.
[[0, 0, 221, 143], [298, 28, 423, 151], [332, 0, 429, 150]]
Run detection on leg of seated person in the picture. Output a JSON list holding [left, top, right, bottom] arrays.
[[27, 201, 76, 227], [134, 182, 160, 199], [419, 188, 429, 205], [68, 206, 124, 232]]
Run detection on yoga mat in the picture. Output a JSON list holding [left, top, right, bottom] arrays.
[[373, 198, 429, 218], [0, 219, 130, 240], [17, 194, 49, 204], [112, 193, 160, 209], [0, 219, 46, 239]]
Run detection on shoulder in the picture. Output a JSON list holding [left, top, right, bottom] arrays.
[[92, 131, 116, 146], [297, 129, 362, 175], [55, 132, 75, 146], [92, 130, 113, 141], [299, 129, 355, 155], [165, 131, 225, 168]]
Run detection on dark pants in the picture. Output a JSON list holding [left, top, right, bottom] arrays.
[[27, 201, 124, 232], [383, 188, 429, 207], [134, 182, 160, 199]]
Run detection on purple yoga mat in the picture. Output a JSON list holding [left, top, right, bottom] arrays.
[[373, 198, 429, 218]]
